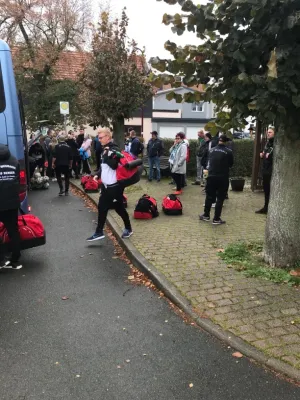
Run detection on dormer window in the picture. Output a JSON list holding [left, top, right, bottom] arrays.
[[192, 102, 204, 112]]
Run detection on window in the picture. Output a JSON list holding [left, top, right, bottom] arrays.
[[0, 64, 5, 113], [192, 102, 204, 112]]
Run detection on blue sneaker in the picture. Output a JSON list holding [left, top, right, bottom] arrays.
[[86, 232, 105, 242], [121, 229, 133, 238]]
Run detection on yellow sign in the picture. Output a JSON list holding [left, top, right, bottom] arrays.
[[60, 101, 69, 115]]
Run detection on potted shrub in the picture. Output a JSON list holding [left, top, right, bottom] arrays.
[[230, 177, 245, 192]]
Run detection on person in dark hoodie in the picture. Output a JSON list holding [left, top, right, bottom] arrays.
[[86, 128, 132, 242], [0, 144, 22, 269], [255, 127, 275, 214], [66, 131, 80, 179], [52, 136, 73, 196], [200, 135, 234, 225]]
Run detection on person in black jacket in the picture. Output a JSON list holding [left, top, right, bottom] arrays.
[[0, 144, 22, 269], [256, 127, 275, 214], [66, 131, 80, 179], [147, 131, 164, 182], [86, 128, 132, 242], [200, 135, 234, 225], [28, 141, 46, 177], [129, 130, 144, 158], [200, 133, 212, 170], [52, 136, 73, 196]]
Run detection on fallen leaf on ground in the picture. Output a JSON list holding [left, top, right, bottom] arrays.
[[112, 256, 118, 259], [189, 383, 194, 388], [125, 359, 130, 363], [290, 269, 300, 277], [232, 352, 243, 358], [128, 276, 134, 280], [217, 249, 225, 253], [61, 296, 69, 300]]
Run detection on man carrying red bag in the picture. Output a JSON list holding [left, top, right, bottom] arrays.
[[0, 144, 22, 269]]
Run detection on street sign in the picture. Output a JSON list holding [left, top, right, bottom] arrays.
[[60, 101, 69, 115]]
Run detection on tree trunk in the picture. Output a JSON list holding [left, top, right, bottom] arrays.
[[112, 116, 125, 150], [265, 128, 300, 267]]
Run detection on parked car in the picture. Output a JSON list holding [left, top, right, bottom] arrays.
[[233, 131, 244, 139]]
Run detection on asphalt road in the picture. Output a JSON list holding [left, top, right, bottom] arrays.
[[0, 183, 299, 400]]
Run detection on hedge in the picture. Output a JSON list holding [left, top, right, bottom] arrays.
[[161, 139, 254, 178]]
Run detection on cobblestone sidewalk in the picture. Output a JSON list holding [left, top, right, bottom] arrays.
[[73, 177, 300, 374]]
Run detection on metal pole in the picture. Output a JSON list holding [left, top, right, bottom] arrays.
[[251, 120, 262, 191], [64, 114, 67, 135]]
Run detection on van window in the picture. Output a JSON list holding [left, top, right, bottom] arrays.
[[0, 64, 6, 113]]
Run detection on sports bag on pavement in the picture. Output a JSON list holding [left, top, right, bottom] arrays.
[[162, 194, 183, 215], [84, 176, 100, 193], [134, 194, 159, 219], [116, 151, 143, 188], [81, 175, 90, 187], [0, 213, 46, 251]]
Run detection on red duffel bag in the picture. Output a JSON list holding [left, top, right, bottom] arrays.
[[0, 213, 46, 251], [81, 175, 90, 187], [84, 176, 100, 193]]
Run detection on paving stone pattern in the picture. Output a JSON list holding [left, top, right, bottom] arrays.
[[75, 178, 300, 371]]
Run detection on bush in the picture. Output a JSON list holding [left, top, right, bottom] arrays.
[[161, 138, 253, 177]]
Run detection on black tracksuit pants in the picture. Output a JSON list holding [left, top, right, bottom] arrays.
[[262, 173, 271, 210], [55, 165, 70, 192], [172, 173, 184, 191], [96, 183, 131, 233], [204, 176, 229, 220], [0, 209, 21, 262]]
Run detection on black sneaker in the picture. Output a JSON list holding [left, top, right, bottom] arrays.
[[199, 214, 210, 222], [212, 219, 226, 225], [4, 261, 23, 270], [86, 232, 105, 242], [59, 190, 65, 196], [255, 208, 267, 214], [65, 191, 69, 196]]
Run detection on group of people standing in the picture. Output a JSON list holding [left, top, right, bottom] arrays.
[[29, 127, 96, 195]]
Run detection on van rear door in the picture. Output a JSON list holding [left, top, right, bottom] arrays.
[[0, 63, 7, 144]]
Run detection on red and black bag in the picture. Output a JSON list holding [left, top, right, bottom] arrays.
[[134, 194, 159, 219], [81, 175, 90, 187], [84, 176, 100, 193], [162, 194, 183, 215], [116, 151, 143, 188], [0, 213, 46, 251]]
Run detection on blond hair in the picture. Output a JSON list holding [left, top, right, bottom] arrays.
[[98, 127, 112, 139]]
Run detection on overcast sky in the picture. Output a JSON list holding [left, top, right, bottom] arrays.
[[91, 0, 207, 60]]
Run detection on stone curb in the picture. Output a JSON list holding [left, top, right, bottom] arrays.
[[71, 181, 300, 383]]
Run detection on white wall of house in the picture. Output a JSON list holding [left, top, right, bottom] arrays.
[[153, 87, 215, 120], [152, 122, 206, 140]]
